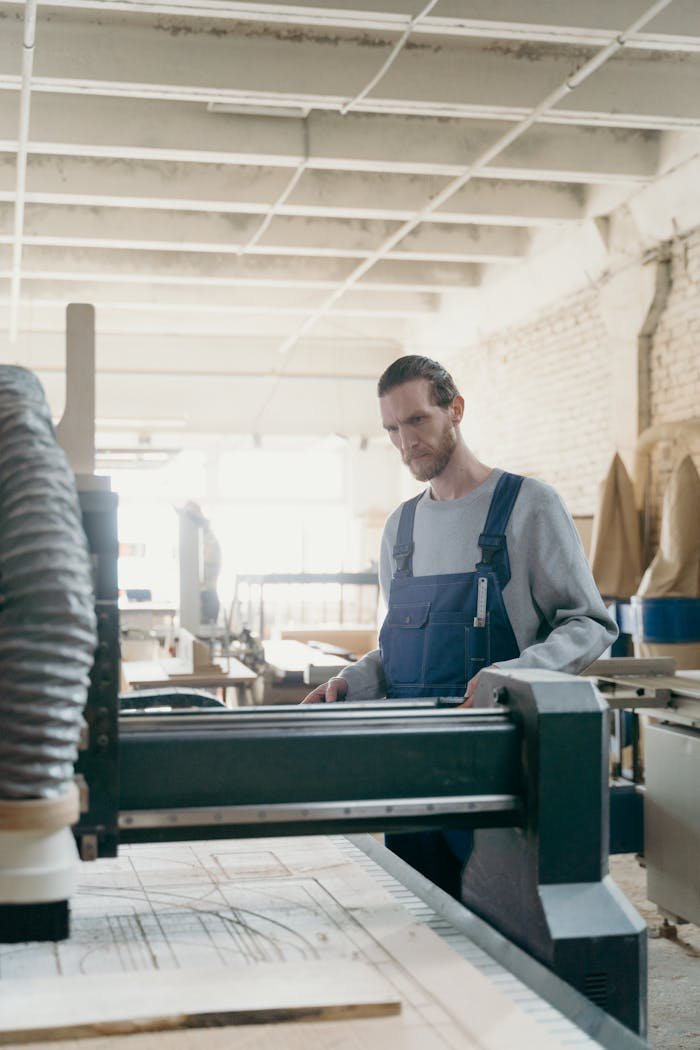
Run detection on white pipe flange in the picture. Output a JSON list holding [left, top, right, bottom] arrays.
[[0, 781, 80, 904]]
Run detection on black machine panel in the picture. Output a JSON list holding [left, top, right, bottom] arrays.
[[74, 487, 120, 859]]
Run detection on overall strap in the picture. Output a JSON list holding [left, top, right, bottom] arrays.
[[392, 493, 423, 577], [476, 472, 524, 587]]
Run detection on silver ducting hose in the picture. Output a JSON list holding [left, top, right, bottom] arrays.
[[0, 366, 97, 800]]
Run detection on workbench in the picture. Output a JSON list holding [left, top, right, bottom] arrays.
[[262, 638, 350, 702], [121, 656, 258, 706], [0, 835, 644, 1050], [118, 600, 177, 625]]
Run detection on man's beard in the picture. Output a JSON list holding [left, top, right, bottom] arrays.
[[403, 423, 457, 481]]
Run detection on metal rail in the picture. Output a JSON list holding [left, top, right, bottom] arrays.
[[119, 703, 507, 733], [120, 793, 520, 831]]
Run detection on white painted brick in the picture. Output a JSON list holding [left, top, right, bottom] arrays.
[[451, 224, 700, 540], [647, 225, 700, 547], [453, 286, 612, 517]]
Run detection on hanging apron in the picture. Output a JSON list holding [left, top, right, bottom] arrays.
[[380, 471, 524, 898]]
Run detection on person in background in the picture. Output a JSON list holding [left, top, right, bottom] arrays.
[[182, 501, 222, 626], [302, 354, 617, 897]]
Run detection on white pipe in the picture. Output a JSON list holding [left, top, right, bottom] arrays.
[[0, 365, 97, 800], [9, 0, 38, 343], [270, 0, 676, 370], [341, 0, 441, 116], [238, 121, 309, 256]]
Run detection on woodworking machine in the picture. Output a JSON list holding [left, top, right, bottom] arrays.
[[114, 675, 646, 1040], [4, 488, 651, 1046]]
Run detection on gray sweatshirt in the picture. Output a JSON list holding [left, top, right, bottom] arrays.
[[339, 469, 617, 700]]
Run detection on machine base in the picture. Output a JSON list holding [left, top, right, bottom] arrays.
[[0, 900, 69, 943]]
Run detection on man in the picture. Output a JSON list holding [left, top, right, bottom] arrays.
[[302, 355, 616, 894]]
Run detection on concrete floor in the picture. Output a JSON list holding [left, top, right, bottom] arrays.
[[610, 855, 700, 1050]]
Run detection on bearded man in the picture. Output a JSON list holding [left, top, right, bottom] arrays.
[[302, 354, 616, 896]]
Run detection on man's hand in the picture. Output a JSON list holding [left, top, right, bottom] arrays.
[[458, 671, 481, 708], [458, 665, 501, 708], [300, 678, 349, 704]]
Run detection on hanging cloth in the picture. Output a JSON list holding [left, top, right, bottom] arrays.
[[589, 453, 643, 599], [638, 454, 700, 597]]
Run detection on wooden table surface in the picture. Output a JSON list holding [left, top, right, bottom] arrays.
[[122, 656, 257, 690], [122, 657, 258, 708]]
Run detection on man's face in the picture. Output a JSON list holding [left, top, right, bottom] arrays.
[[380, 378, 461, 482]]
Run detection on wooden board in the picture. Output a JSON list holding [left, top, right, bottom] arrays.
[[597, 673, 700, 700], [0, 837, 582, 1050], [0, 1017, 468, 1050], [0, 960, 398, 1044]]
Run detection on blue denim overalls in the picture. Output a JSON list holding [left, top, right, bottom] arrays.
[[380, 471, 524, 897]]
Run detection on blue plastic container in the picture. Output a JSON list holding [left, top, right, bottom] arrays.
[[630, 596, 700, 644]]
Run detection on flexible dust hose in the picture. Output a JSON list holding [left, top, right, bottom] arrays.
[[0, 366, 97, 800]]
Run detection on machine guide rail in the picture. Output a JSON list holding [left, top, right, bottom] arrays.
[[118, 702, 522, 842]]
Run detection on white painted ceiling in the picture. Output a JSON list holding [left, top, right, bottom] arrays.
[[0, 0, 699, 443]]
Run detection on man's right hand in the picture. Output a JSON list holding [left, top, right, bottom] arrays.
[[300, 678, 349, 704]]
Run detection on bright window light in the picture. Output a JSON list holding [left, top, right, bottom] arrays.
[[104, 444, 351, 604]]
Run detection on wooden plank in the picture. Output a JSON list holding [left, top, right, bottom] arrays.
[[594, 673, 700, 701], [322, 870, 574, 1050], [351, 910, 569, 1050], [586, 657, 677, 678], [0, 960, 399, 1044], [0, 1017, 442, 1050]]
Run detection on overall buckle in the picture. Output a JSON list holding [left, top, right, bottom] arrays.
[[478, 532, 503, 565], [393, 542, 414, 576]]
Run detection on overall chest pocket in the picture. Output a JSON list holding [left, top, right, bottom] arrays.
[[380, 602, 430, 684], [423, 614, 469, 687]]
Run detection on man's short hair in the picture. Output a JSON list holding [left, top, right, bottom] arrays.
[[377, 355, 459, 408]]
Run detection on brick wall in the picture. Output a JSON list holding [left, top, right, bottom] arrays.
[[451, 285, 614, 517], [647, 228, 700, 548]]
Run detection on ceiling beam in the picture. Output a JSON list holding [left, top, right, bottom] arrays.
[[0, 155, 591, 225], [0, 95, 664, 182], [0, 244, 482, 290], [3, 0, 700, 53], [34, 362, 382, 380], [8, 327, 399, 374], [0, 279, 439, 316], [0, 202, 530, 262], [0, 299, 438, 373], [0, 307, 425, 351], [30, 367, 388, 436], [1, 9, 699, 129]]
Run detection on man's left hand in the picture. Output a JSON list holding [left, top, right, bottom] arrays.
[[458, 672, 482, 708]]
